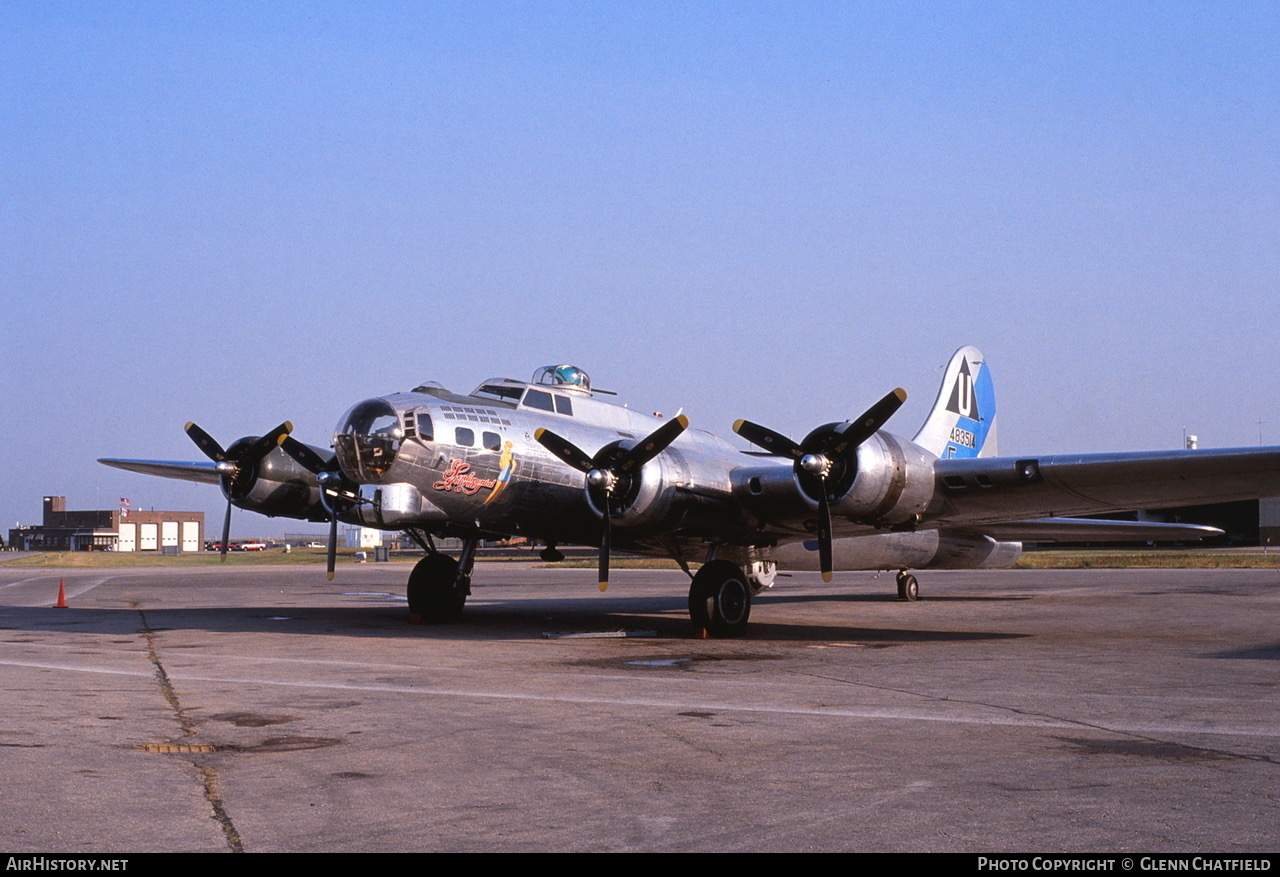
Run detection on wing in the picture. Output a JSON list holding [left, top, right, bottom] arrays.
[[98, 458, 222, 486], [932, 447, 1280, 526]]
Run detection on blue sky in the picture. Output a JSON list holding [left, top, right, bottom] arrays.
[[2, 2, 1277, 536]]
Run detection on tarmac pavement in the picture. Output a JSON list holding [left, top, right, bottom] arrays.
[[1, 563, 1277, 852]]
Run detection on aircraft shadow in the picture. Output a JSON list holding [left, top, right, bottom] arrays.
[[0, 599, 1028, 645], [761, 590, 1031, 606], [1205, 643, 1280, 661]]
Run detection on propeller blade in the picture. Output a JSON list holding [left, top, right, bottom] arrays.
[[816, 481, 833, 583], [185, 422, 228, 463], [832, 388, 907, 452], [534, 428, 595, 473], [732, 419, 803, 459], [598, 503, 611, 592], [326, 511, 338, 581], [239, 421, 294, 467], [220, 498, 232, 563], [541, 416, 690, 595], [281, 436, 335, 475], [615, 415, 689, 473]]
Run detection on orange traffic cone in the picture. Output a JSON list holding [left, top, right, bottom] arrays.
[[54, 579, 68, 609]]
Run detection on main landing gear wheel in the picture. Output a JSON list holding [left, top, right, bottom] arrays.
[[407, 554, 467, 623], [896, 571, 919, 602], [688, 560, 752, 638]]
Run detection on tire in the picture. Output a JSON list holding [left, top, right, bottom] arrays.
[[897, 573, 919, 602], [407, 554, 466, 623], [688, 560, 752, 638]]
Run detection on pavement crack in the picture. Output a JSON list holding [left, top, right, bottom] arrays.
[[134, 602, 244, 853]]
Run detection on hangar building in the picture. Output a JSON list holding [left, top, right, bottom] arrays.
[[8, 496, 204, 553]]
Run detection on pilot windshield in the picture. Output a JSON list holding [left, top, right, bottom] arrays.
[[334, 399, 402, 481]]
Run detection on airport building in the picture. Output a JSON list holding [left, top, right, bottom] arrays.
[[7, 496, 204, 553]]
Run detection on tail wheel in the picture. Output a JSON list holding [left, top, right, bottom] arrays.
[[896, 571, 919, 602], [408, 554, 466, 623], [689, 560, 752, 638]]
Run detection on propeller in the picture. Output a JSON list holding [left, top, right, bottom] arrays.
[[184, 421, 292, 562], [733, 388, 907, 583], [535, 415, 689, 591], [279, 436, 359, 580]]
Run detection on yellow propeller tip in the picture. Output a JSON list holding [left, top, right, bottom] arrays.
[[821, 572, 833, 583], [893, 387, 907, 401], [598, 582, 608, 592]]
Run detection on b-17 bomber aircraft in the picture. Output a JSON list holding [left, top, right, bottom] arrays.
[[101, 347, 1280, 637]]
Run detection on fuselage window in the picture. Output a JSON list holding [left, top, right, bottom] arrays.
[[482, 431, 501, 451], [416, 411, 434, 442], [455, 427, 475, 447], [553, 395, 573, 416], [523, 389, 555, 412]]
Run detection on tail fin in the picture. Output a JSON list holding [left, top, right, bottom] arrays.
[[912, 346, 998, 459]]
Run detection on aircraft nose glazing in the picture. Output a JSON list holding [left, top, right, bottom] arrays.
[[333, 398, 404, 483]]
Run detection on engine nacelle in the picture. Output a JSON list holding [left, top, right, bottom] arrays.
[[800, 428, 937, 527], [224, 440, 329, 521], [583, 440, 679, 530]]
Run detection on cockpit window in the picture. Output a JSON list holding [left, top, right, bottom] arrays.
[[522, 388, 574, 415], [334, 399, 402, 481], [472, 384, 524, 403], [523, 389, 555, 412]]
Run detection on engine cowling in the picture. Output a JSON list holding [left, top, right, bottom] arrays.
[[223, 439, 329, 521], [581, 438, 679, 530], [794, 426, 936, 527]]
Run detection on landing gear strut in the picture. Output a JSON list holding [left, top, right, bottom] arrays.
[[688, 560, 752, 638], [896, 570, 919, 602], [407, 538, 478, 623]]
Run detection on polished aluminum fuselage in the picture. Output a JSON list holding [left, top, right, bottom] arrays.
[[331, 378, 1018, 572]]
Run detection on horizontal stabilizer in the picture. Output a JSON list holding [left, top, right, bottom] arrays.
[[960, 517, 1224, 543]]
